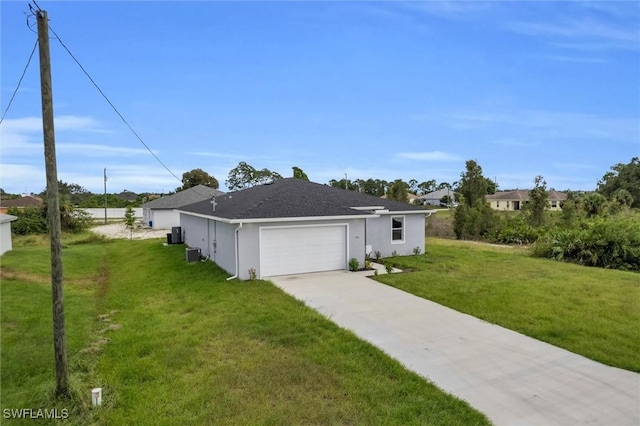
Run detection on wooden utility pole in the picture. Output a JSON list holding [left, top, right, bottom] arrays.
[[37, 8, 69, 397]]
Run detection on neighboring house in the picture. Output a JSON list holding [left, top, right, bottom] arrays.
[[142, 185, 224, 229], [0, 195, 43, 214], [177, 178, 434, 280], [380, 193, 421, 204], [0, 213, 18, 255], [486, 190, 567, 211], [418, 189, 457, 206]]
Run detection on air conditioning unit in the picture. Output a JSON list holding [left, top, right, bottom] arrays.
[[171, 226, 182, 244], [186, 247, 201, 262]]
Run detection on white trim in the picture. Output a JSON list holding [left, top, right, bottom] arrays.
[[178, 209, 375, 224], [375, 209, 435, 215], [176, 210, 231, 222], [391, 215, 405, 244], [259, 223, 349, 279]]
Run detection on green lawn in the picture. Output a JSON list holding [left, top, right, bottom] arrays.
[[378, 238, 640, 372], [1, 235, 488, 425]]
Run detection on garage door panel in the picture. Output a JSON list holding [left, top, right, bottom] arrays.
[[261, 225, 346, 277]]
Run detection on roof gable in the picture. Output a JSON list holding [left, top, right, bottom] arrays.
[[142, 185, 224, 209], [180, 178, 426, 220]]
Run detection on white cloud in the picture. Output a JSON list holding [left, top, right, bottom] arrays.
[[1, 115, 106, 133], [0, 163, 45, 193], [396, 151, 460, 161], [507, 18, 640, 51]]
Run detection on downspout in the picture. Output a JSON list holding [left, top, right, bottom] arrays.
[[226, 222, 243, 281]]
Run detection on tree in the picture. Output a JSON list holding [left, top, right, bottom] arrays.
[[178, 168, 219, 191], [417, 180, 436, 195], [328, 178, 358, 191], [387, 179, 409, 203], [524, 175, 549, 227], [292, 166, 309, 180], [456, 160, 487, 209], [436, 182, 452, 190], [408, 179, 418, 194], [354, 178, 387, 196], [597, 157, 640, 208], [485, 178, 498, 195], [40, 180, 91, 205], [612, 188, 634, 209], [453, 160, 497, 239], [582, 192, 607, 218], [226, 162, 282, 191], [124, 206, 136, 240]]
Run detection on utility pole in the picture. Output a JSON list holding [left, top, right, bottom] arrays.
[[37, 8, 69, 397], [104, 167, 107, 224]]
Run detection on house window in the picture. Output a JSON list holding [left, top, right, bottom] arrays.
[[551, 200, 557, 208], [391, 216, 404, 243], [496, 201, 500, 208], [507, 201, 510, 209]]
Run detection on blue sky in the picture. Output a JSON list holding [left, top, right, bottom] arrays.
[[1, 1, 639, 194]]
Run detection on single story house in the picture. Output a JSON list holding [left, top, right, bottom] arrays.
[[142, 185, 224, 229], [0, 195, 43, 214], [486, 190, 567, 211], [177, 178, 434, 280], [0, 213, 18, 256], [418, 189, 457, 206], [380, 193, 421, 204]]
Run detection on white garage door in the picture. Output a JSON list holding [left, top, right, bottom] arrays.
[[260, 225, 347, 277]]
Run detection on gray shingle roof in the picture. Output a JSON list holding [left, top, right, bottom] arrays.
[[180, 178, 425, 220], [142, 185, 224, 210]]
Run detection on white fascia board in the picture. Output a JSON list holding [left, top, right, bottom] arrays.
[[374, 209, 436, 215], [175, 210, 233, 223], [175, 210, 377, 224], [228, 214, 377, 224]]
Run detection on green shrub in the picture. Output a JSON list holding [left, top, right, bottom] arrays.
[[532, 216, 640, 271], [6, 207, 47, 235], [349, 258, 360, 272], [384, 262, 393, 274]]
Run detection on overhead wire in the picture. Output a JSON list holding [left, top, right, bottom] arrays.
[[0, 38, 38, 125], [9, 3, 217, 201], [47, 25, 185, 187]]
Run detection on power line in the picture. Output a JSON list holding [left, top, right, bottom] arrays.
[[0, 38, 38, 125], [47, 25, 184, 186]]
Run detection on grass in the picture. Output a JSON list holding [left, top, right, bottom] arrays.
[[378, 238, 640, 373], [1, 234, 489, 425]]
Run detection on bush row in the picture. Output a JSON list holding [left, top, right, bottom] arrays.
[[531, 216, 640, 272]]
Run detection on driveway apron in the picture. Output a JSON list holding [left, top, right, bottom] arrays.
[[269, 270, 640, 426]]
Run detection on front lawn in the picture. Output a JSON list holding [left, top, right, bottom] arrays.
[[377, 238, 640, 373], [1, 235, 489, 425]]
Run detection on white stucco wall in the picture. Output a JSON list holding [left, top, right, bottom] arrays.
[[82, 208, 143, 220], [365, 213, 425, 258], [147, 209, 179, 229], [0, 221, 13, 256], [179, 214, 366, 280]]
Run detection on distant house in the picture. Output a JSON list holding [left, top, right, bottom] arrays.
[[0, 195, 43, 214], [115, 190, 138, 203], [0, 213, 18, 255], [486, 190, 567, 211], [178, 178, 434, 280], [417, 189, 457, 206], [142, 185, 225, 229], [380, 193, 421, 204]]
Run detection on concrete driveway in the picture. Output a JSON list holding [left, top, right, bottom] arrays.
[[269, 270, 640, 426]]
